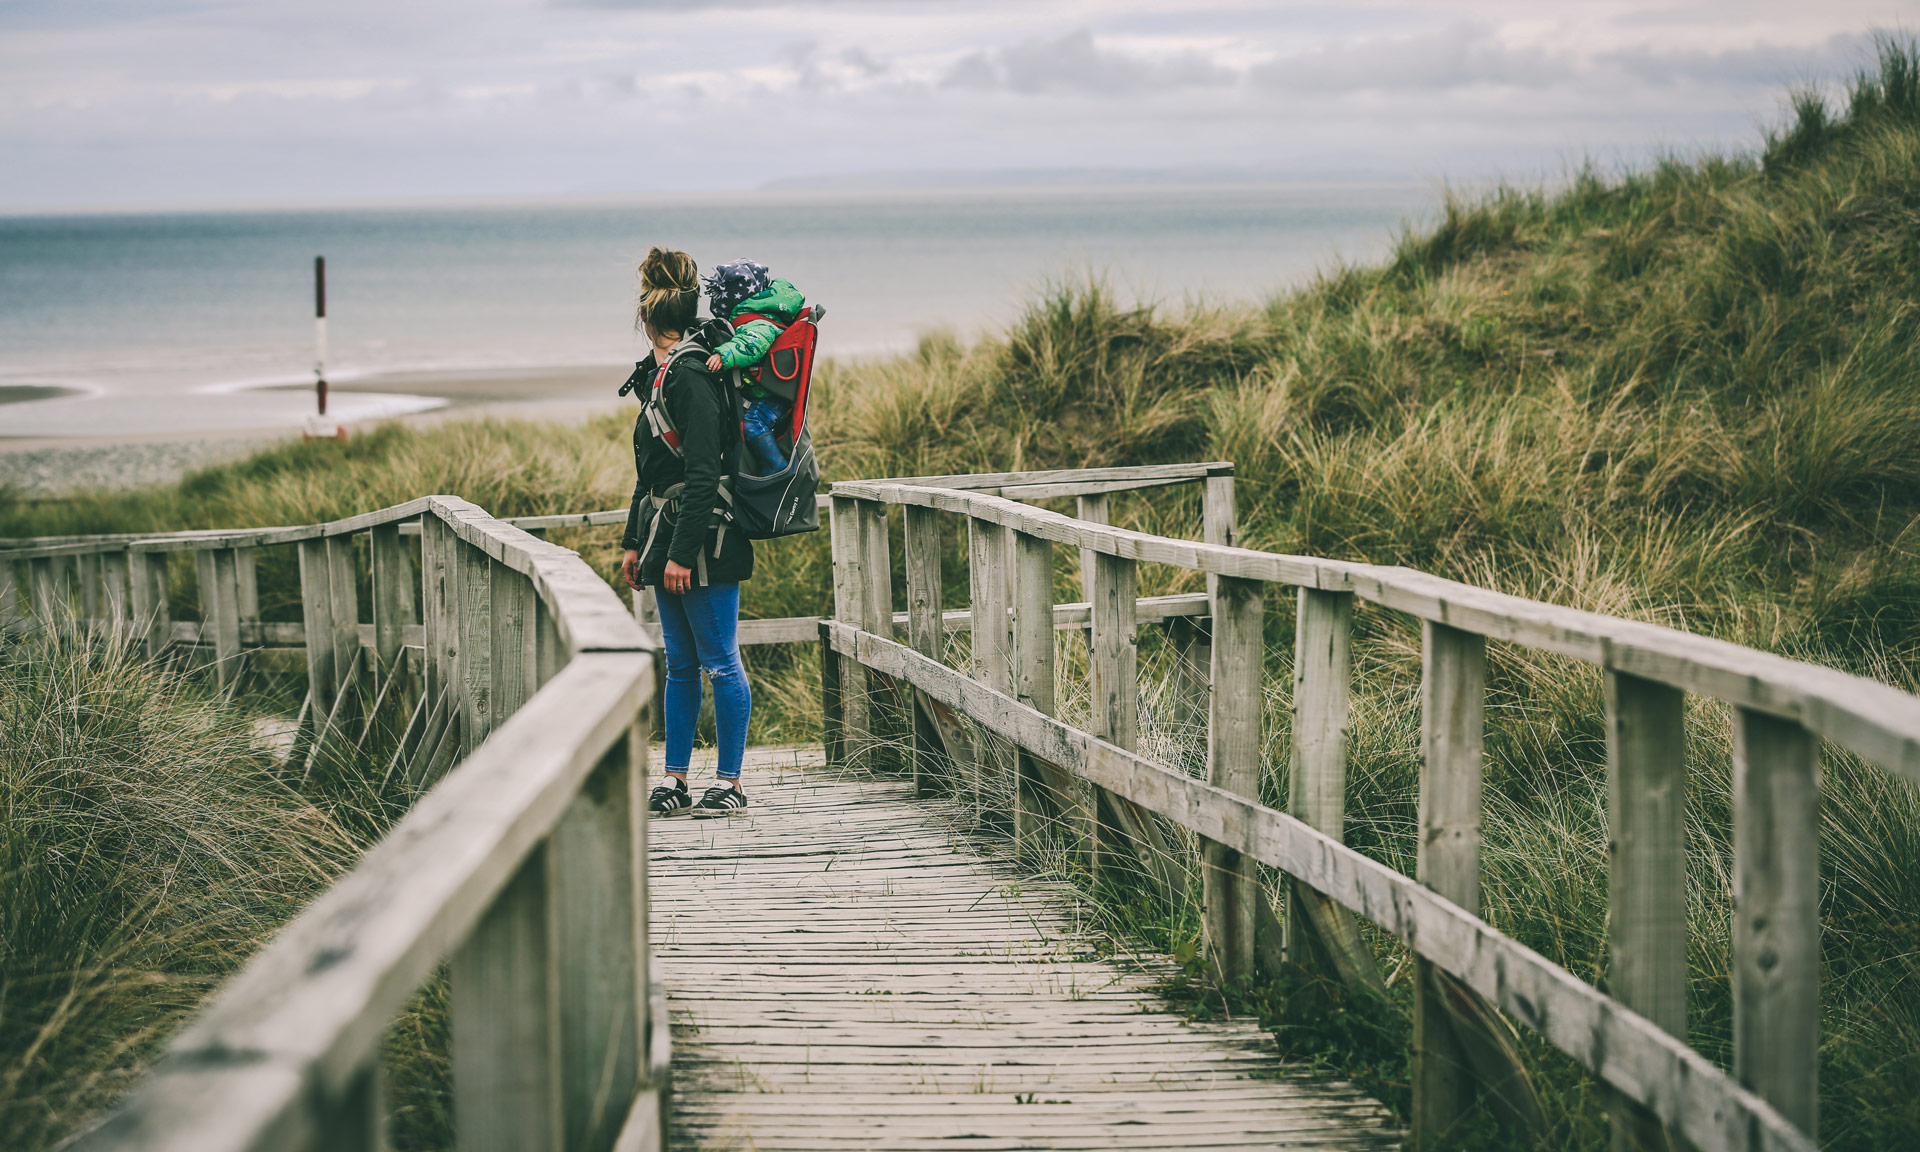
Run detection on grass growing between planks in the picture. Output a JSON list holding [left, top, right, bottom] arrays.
[[6, 36, 1920, 1151]]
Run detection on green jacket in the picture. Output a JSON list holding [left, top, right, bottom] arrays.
[[713, 279, 807, 377]]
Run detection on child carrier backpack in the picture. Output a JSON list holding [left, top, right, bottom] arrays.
[[624, 309, 823, 541], [722, 303, 823, 539]]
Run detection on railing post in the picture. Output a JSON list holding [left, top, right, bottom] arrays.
[[1074, 493, 1108, 607], [298, 539, 339, 713], [370, 521, 413, 674], [233, 546, 260, 628], [489, 560, 530, 727], [857, 499, 894, 770], [903, 504, 944, 796], [1011, 529, 1063, 857], [968, 514, 1013, 822], [828, 495, 870, 767], [77, 551, 102, 632], [1606, 670, 1688, 1152], [1088, 548, 1181, 901], [29, 555, 63, 633], [459, 540, 494, 755], [1734, 708, 1821, 1140], [1202, 575, 1262, 982], [535, 593, 563, 688], [127, 548, 170, 660], [1414, 620, 1485, 1148], [208, 547, 243, 688], [547, 719, 648, 1152], [1288, 587, 1395, 999], [420, 517, 453, 715], [326, 533, 361, 697], [101, 549, 129, 638], [452, 847, 560, 1152]]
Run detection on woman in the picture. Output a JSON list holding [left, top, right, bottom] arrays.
[[621, 247, 754, 818]]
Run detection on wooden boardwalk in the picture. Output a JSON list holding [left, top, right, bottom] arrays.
[[649, 746, 1401, 1151]]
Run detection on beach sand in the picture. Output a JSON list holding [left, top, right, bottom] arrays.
[[0, 364, 635, 496]]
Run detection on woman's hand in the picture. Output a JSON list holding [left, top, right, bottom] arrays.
[[620, 549, 642, 590], [663, 560, 693, 595], [705, 353, 723, 372]]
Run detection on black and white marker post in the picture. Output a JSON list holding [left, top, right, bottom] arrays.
[[306, 255, 343, 439], [314, 255, 327, 416]]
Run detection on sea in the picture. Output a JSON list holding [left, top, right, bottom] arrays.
[[0, 183, 1432, 439]]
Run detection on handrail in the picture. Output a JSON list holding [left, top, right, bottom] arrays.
[[40, 496, 665, 1152], [820, 474, 1920, 1152]]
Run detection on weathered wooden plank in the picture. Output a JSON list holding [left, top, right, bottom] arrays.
[[489, 560, 530, 727], [1075, 492, 1109, 608], [903, 504, 945, 796], [1733, 709, 1821, 1140], [297, 540, 338, 712], [370, 522, 412, 672], [1414, 621, 1486, 1146], [29, 555, 62, 631], [827, 623, 1817, 1152], [548, 729, 646, 1152], [1607, 671, 1689, 1152], [829, 495, 871, 764], [1203, 575, 1262, 982], [127, 548, 171, 659], [71, 653, 650, 1152], [208, 548, 243, 688], [452, 847, 560, 1152], [100, 549, 129, 637], [1088, 551, 1181, 904], [1012, 530, 1067, 857], [459, 541, 495, 755], [233, 546, 260, 624], [325, 534, 361, 702], [77, 551, 102, 629], [968, 514, 1014, 823]]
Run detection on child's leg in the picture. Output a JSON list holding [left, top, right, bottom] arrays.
[[742, 400, 789, 472]]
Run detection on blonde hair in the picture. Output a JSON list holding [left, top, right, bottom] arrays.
[[636, 247, 700, 342]]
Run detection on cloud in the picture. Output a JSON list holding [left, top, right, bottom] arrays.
[[943, 27, 1235, 96], [1602, 32, 1871, 89], [1252, 23, 1574, 93]]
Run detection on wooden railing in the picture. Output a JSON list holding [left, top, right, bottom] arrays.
[[819, 478, 1920, 1152], [2, 498, 664, 1152]]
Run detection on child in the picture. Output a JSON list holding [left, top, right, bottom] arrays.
[[702, 259, 807, 474]]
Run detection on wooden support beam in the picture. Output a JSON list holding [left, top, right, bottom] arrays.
[[818, 619, 843, 768], [968, 515, 1014, 823], [326, 534, 361, 701], [1733, 709, 1821, 1141], [29, 555, 63, 633], [1414, 620, 1486, 1148], [460, 541, 495, 755], [856, 499, 895, 772], [452, 847, 560, 1152], [297, 540, 338, 713], [101, 550, 129, 638], [829, 495, 870, 766], [490, 560, 531, 727], [1286, 588, 1385, 994], [903, 504, 945, 796], [1089, 550, 1182, 905], [77, 551, 102, 631], [1074, 492, 1109, 614], [1203, 575, 1263, 983], [208, 548, 243, 689], [536, 593, 564, 689], [548, 728, 646, 1152], [233, 546, 260, 625], [371, 522, 413, 673], [1607, 671, 1689, 1152], [128, 549, 170, 660], [1012, 530, 1073, 859]]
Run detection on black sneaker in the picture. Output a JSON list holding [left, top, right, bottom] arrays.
[[690, 784, 748, 819], [649, 778, 691, 817]]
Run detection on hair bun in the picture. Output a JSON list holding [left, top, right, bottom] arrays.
[[640, 246, 698, 294]]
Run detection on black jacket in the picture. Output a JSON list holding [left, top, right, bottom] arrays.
[[620, 326, 755, 587]]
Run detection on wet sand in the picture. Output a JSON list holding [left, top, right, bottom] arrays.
[[0, 363, 636, 496]]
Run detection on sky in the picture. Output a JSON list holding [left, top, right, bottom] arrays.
[[1, 0, 1914, 211]]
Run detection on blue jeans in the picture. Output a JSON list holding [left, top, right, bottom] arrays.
[[742, 398, 789, 473], [654, 581, 752, 781]]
